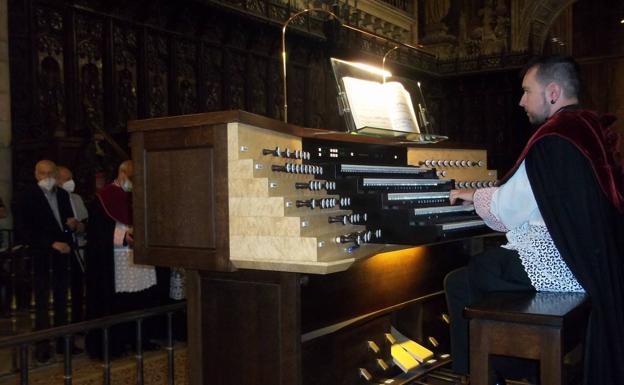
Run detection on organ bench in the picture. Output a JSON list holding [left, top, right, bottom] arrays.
[[465, 291, 590, 385]]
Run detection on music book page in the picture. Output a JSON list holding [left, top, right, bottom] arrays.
[[341, 76, 420, 135]]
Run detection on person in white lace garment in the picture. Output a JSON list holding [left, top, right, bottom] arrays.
[[443, 55, 624, 384], [85, 160, 160, 359]]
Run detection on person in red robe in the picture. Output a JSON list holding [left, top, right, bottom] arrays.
[[445, 56, 623, 384], [85, 160, 161, 359]]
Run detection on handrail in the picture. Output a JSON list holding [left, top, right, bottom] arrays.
[[0, 302, 186, 349]]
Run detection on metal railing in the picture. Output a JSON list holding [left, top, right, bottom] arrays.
[[0, 302, 186, 385], [0, 229, 24, 316]]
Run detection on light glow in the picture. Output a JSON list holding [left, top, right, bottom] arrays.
[[332, 58, 392, 78]]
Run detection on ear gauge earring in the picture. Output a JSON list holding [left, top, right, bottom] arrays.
[[550, 100, 556, 104]]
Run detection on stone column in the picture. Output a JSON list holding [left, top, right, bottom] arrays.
[[0, 0, 12, 234]]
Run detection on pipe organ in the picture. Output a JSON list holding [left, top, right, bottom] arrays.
[[129, 111, 499, 385]]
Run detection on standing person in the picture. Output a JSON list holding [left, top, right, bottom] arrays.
[[444, 55, 624, 384], [17, 159, 81, 361], [57, 165, 88, 321], [56, 166, 88, 233], [85, 160, 158, 359]]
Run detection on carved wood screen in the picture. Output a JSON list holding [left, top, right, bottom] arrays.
[[8, 0, 528, 196]]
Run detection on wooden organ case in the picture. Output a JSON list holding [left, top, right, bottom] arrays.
[[128, 111, 498, 385]]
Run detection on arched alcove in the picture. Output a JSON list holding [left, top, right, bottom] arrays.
[[512, 0, 576, 53]]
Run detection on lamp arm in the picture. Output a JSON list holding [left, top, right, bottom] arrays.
[[282, 8, 341, 123], [382, 46, 399, 84], [281, 8, 435, 124]]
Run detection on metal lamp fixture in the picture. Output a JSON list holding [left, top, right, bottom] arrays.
[[281, 8, 430, 124]]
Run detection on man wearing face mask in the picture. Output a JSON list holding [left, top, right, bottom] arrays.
[[85, 159, 158, 359], [17, 159, 79, 361], [57, 166, 88, 233]]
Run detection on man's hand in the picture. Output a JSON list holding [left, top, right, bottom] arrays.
[[449, 189, 477, 205], [66, 217, 79, 231], [124, 231, 134, 247], [51, 241, 71, 254]]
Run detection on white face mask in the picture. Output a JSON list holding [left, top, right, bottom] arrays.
[[121, 179, 133, 192], [62, 179, 75, 193], [38, 177, 57, 191]]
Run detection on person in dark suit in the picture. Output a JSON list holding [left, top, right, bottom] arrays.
[[17, 159, 81, 360]]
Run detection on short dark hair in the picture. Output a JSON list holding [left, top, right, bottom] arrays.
[[523, 56, 581, 98]]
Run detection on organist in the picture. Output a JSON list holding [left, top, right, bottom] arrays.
[[444, 55, 624, 384]]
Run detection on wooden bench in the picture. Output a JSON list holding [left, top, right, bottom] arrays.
[[464, 291, 590, 385]]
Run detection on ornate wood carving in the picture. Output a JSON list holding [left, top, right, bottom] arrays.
[[176, 39, 198, 115], [35, 5, 65, 137], [224, 50, 246, 110], [113, 23, 138, 133], [146, 34, 169, 117], [76, 12, 104, 134], [8, 0, 535, 194], [201, 45, 223, 112]]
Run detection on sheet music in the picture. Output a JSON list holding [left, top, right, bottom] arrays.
[[383, 82, 420, 134], [341, 77, 393, 130], [341, 76, 420, 134]]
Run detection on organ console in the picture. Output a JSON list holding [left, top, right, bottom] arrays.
[[128, 111, 500, 385]]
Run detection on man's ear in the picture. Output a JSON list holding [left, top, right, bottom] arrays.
[[546, 82, 562, 103]]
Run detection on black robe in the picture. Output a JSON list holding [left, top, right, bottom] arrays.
[[84, 187, 165, 358], [525, 134, 624, 384], [84, 197, 125, 358]]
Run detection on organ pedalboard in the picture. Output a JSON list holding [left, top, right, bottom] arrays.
[[227, 124, 498, 274]]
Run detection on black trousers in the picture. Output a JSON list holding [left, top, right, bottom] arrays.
[[444, 246, 535, 374]]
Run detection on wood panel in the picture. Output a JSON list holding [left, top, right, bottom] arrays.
[[199, 270, 300, 385], [132, 121, 231, 271], [145, 147, 215, 249]]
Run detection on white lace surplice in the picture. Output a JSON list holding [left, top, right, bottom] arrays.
[[113, 222, 156, 293], [489, 161, 584, 292]]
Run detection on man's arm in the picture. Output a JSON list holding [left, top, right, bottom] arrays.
[[17, 188, 55, 249]]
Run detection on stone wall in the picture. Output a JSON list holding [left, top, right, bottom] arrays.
[[0, 0, 11, 233]]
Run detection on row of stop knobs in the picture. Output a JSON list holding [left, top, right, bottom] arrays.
[[328, 213, 367, 225], [295, 180, 336, 191], [455, 180, 497, 188], [420, 159, 484, 168], [272, 163, 323, 176], [296, 197, 351, 209], [263, 146, 311, 160], [335, 229, 382, 245]]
